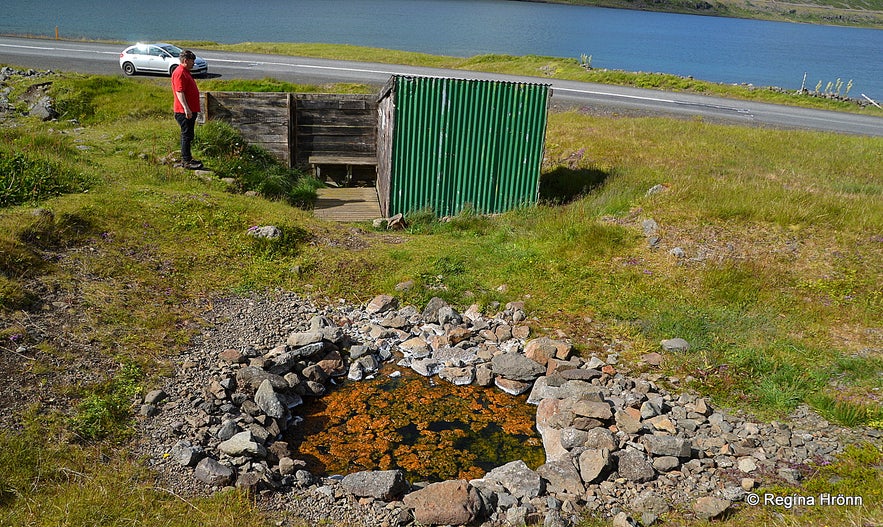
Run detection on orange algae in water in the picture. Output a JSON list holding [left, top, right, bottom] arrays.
[[287, 368, 545, 481]]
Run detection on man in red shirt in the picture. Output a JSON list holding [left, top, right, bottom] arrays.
[[172, 50, 202, 169]]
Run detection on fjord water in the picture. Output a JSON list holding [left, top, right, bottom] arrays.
[[3, 0, 882, 98]]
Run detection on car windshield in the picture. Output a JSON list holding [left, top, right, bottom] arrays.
[[159, 45, 182, 57]]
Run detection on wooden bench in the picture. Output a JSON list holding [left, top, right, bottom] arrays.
[[309, 156, 378, 186]]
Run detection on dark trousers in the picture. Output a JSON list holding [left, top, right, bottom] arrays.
[[174, 112, 198, 162]]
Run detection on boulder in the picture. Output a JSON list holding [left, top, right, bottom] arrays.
[[578, 448, 610, 484], [482, 460, 543, 501], [317, 349, 346, 376], [615, 408, 644, 434], [571, 399, 613, 421], [170, 440, 204, 467], [492, 352, 545, 381], [286, 330, 324, 348], [341, 470, 409, 500], [617, 450, 656, 483], [439, 366, 475, 386], [218, 431, 267, 458], [422, 297, 449, 322], [536, 459, 585, 496], [403, 480, 483, 526], [194, 457, 234, 486], [254, 379, 286, 419], [643, 435, 691, 458], [236, 366, 288, 391], [693, 496, 731, 520], [495, 377, 532, 395], [366, 294, 398, 314], [660, 338, 690, 352]]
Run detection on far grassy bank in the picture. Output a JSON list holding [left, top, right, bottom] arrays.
[[547, 0, 883, 28], [171, 41, 883, 117]]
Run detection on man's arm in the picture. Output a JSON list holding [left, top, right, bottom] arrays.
[[176, 90, 192, 118]]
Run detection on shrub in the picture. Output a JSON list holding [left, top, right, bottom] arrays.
[[195, 121, 319, 207], [71, 362, 143, 441], [0, 150, 94, 207]]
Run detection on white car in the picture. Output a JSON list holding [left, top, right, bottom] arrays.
[[119, 43, 208, 77]]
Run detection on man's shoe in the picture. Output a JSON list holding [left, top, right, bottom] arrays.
[[183, 160, 204, 170]]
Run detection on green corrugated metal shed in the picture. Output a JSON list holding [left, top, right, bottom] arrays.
[[376, 76, 551, 218]]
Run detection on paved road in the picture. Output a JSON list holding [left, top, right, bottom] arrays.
[[2, 36, 883, 137]]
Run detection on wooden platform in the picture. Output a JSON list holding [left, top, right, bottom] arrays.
[[313, 187, 382, 222]]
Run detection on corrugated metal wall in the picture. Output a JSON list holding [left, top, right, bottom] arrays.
[[382, 76, 550, 217]]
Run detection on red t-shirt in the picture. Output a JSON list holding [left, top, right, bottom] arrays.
[[171, 66, 200, 113]]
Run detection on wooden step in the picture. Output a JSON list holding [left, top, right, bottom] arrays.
[[313, 187, 382, 222]]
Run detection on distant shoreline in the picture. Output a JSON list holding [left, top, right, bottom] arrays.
[[511, 0, 883, 29]]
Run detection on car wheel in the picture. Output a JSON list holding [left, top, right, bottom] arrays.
[[169, 64, 178, 76], [122, 62, 136, 76]]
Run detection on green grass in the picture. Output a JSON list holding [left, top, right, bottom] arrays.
[[0, 420, 279, 526], [0, 68, 881, 526]]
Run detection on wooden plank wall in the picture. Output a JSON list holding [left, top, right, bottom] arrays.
[[375, 81, 396, 218], [292, 94, 377, 166], [203, 92, 291, 166], [201, 92, 377, 169]]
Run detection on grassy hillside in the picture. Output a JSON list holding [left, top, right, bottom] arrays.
[[546, 0, 883, 27], [0, 70, 881, 526]]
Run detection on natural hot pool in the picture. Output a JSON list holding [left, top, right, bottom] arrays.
[[287, 368, 545, 481]]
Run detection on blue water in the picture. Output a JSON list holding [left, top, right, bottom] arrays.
[[2, 0, 882, 98]]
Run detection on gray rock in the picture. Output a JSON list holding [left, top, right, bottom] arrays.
[[30, 96, 58, 121], [693, 496, 731, 519], [559, 427, 588, 450], [495, 377, 533, 395], [633, 490, 670, 515], [652, 456, 681, 472], [422, 297, 449, 321], [236, 366, 289, 391], [571, 400, 613, 421], [216, 419, 240, 441], [660, 338, 690, 352], [341, 469, 409, 500], [411, 357, 442, 377], [218, 431, 267, 458], [144, 389, 168, 405], [439, 366, 475, 386], [170, 440, 204, 467], [366, 294, 398, 315], [194, 457, 234, 486], [347, 361, 364, 381], [617, 451, 656, 483], [437, 305, 462, 325], [483, 460, 543, 501], [537, 459, 585, 496], [643, 435, 691, 458], [246, 225, 281, 239], [578, 448, 610, 484], [543, 509, 567, 527], [492, 352, 545, 381], [254, 379, 286, 419], [777, 467, 802, 484], [285, 330, 324, 348], [583, 427, 616, 450]]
